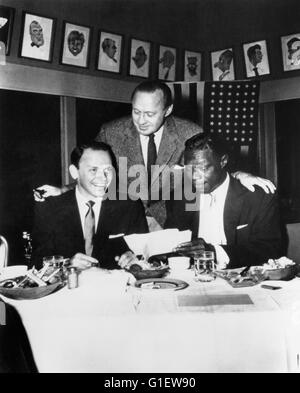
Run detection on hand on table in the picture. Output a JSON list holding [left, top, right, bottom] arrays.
[[116, 251, 138, 269], [233, 172, 276, 194], [174, 238, 207, 257], [70, 253, 99, 270], [33, 185, 63, 202]]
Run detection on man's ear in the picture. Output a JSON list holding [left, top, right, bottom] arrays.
[[69, 164, 78, 180], [220, 154, 229, 168], [164, 104, 173, 118]]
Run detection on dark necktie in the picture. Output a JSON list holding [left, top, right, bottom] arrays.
[[147, 134, 157, 200], [84, 201, 95, 256], [253, 67, 259, 76]]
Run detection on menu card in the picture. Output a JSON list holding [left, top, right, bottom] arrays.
[[124, 229, 192, 259]]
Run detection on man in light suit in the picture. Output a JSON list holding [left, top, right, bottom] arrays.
[[165, 133, 282, 269], [35, 81, 275, 231], [32, 141, 148, 270]]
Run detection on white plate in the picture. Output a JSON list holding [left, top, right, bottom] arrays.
[[134, 278, 189, 291]]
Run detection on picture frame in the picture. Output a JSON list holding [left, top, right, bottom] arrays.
[[97, 31, 123, 73], [61, 21, 91, 68], [242, 40, 270, 78], [0, 5, 15, 55], [158, 44, 176, 81], [129, 38, 151, 78], [281, 33, 300, 71], [211, 48, 235, 81], [184, 50, 202, 81], [20, 11, 55, 62]]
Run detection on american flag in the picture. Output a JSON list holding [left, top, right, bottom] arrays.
[[168, 81, 260, 173]]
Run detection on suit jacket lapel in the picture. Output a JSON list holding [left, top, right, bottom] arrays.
[[152, 117, 179, 185], [224, 177, 247, 244], [122, 121, 144, 167], [60, 191, 85, 253]]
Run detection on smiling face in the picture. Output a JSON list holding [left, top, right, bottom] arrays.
[[70, 148, 114, 199], [132, 90, 173, 136], [68, 31, 85, 56], [185, 148, 227, 194]]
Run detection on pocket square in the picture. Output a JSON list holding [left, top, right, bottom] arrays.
[[237, 224, 248, 230], [109, 233, 125, 239]]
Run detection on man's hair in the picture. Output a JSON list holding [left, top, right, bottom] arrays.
[[184, 133, 230, 160], [71, 141, 117, 169], [102, 38, 114, 51], [68, 30, 85, 44], [247, 44, 261, 61], [131, 80, 173, 109], [287, 37, 300, 50], [221, 49, 233, 62]]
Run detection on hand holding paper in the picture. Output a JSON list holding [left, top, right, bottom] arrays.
[[124, 229, 192, 260]]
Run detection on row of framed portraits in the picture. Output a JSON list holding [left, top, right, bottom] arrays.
[[1, 7, 300, 81]]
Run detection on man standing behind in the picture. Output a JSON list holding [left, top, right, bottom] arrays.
[[32, 141, 148, 270], [165, 133, 282, 269]]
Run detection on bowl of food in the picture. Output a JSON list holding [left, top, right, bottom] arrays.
[[262, 257, 297, 281], [125, 257, 169, 280], [0, 278, 63, 300], [0, 266, 65, 300]]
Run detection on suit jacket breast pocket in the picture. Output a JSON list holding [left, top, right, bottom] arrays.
[[236, 224, 249, 243]]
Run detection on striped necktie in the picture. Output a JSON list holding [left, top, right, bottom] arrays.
[[84, 201, 95, 256]]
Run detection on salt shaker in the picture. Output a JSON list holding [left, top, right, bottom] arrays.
[[67, 267, 79, 289]]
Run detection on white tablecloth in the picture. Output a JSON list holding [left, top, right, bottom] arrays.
[[2, 268, 300, 373]]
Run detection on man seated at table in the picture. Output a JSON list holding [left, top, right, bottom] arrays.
[[32, 141, 148, 270], [164, 133, 282, 269]]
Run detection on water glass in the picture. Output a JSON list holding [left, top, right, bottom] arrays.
[[193, 251, 216, 282]]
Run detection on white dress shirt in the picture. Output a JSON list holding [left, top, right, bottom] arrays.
[[75, 187, 103, 237], [139, 127, 164, 166], [198, 173, 230, 268]]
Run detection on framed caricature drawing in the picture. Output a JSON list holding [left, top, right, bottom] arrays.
[[243, 40, 270, 78], [158, 45, 176, 81], [61, 21, 91, 68], [281, 33, 300, 71], [184, 50, 201, 81], [211, 48, 235, 81], [20, 11, 55, 62], [97, 31, 123, 73], [129, 38, 151, 78]]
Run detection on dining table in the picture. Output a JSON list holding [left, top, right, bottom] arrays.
[[1, 266, 300, 373]]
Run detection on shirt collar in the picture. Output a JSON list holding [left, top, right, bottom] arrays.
[[75, 186, 103, 208], [139, 125, 164, 143], [210, 172, 230, 200]]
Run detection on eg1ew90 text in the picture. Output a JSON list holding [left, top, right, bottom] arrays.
[[148, 377, 196, 388]]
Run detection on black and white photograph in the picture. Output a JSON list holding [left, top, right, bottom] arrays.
[[184, 50, 201, 81], [0, 5, 15, 55], [61, 22, 91, 68], [158, 44, 176, 81], [20, 11, 55, 62], [2, 0, 300, 377], [129, 38, 151, 78], [97, 31, 123, 73], [211, 48, 235, 81], [281, 33, 300, 71], [243, 39, 270, 78]]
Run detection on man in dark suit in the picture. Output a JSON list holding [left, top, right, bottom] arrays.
[[35, 81, 276, 231], [32, 141, 148, 270], [165, 133, 282, 269]]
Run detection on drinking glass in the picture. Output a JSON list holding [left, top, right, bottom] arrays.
[[193, 251, 216, 282], [42, 255, 66, 281]]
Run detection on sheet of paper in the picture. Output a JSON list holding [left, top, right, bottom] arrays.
[[124, 229, 192, 259]]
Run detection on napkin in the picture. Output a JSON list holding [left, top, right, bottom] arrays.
[[124, 229, 192, 259]]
